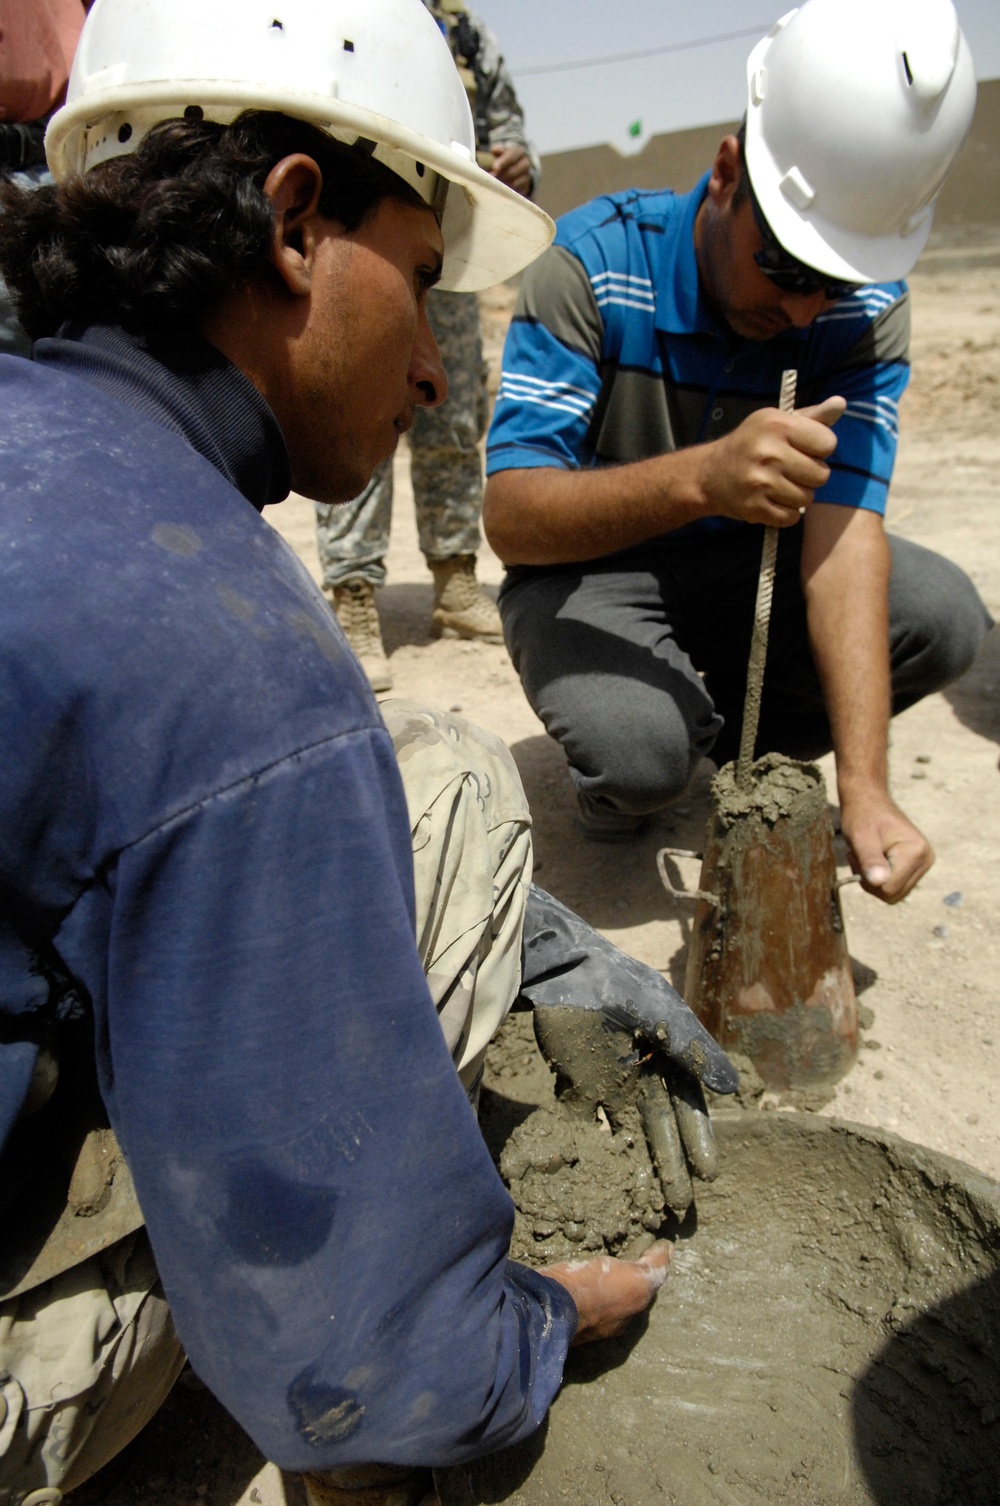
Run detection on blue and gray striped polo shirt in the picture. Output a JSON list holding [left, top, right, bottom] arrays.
[[486, 175, 909, 533]]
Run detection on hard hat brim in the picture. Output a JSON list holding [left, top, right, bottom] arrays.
[[744, 114, 934, 285], [45, 81, 554, 292]]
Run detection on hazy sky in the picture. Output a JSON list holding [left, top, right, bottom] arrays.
[[477, 0, 1000, 157]]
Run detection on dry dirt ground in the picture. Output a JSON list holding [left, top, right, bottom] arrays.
[[76, 250, 1000, 1505]]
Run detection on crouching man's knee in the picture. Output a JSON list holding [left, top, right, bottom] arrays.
[[889, 541, 994, 699], [554, 679, 720, 816]]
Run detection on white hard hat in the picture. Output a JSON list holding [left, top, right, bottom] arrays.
[[744, 0, 977, 284], [45, 0, 553, 292]]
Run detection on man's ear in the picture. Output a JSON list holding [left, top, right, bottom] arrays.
[[263, 154, 328, 296], [706, 135, 743, 209]]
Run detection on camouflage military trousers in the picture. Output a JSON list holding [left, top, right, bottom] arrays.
[[315, 290, 489, 588], [0, 705, 530, 1506]]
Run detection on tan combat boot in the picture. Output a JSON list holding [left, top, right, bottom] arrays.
[[429, 555, 503, 644], [329, 578, 393, 693]]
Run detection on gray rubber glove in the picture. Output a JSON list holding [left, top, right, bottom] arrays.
[[518, 885, 738, 1216]]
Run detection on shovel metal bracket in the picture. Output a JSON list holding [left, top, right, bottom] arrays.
[[656, 847, 719, 908]]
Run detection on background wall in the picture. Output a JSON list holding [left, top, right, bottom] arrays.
[[534, 77, 1000, 251]]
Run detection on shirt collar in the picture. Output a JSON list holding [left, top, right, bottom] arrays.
[[654, 171, 815, 359], [32, 325, 292, 513], [654, 172, 721, 339]]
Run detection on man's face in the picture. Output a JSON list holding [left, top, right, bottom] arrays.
[[283, 197, 447, 503], [696, 146, 844, 342]]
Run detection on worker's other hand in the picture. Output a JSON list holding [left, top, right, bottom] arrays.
[[521, 886, 738, 1217], [543, 1240, 671, 1343], [839, 786, 934, 903], [490, 144, 533, 197], [698, 395, 846, 528]]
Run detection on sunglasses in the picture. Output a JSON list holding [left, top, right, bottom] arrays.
[[748, 180, 862, 302]]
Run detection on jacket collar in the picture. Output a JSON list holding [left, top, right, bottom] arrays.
[[32, 325, 292, 513]]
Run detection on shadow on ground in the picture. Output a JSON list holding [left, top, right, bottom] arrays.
[[70, 1372, 307, 1506], [851, 1266, 1000, 1505], [509, 734, 715, 934], [376, 581, 436, 654]]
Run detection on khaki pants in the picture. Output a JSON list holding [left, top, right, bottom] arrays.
[[0, 706, 531, 1505]]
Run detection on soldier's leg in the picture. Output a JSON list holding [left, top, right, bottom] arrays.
[[0, 1231, 185, 1505], [316, 461, 395, 692], [411, 292, 486, 564], [315, 460, 394, 592], [411, 291, 502, 644], [499, 562, 722, 833]]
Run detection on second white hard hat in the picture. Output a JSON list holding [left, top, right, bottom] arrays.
[[744, 0, 977, 283], [45, 0, 553, 292]]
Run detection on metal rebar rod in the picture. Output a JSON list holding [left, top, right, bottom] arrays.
[[735, 368, 798, 788]]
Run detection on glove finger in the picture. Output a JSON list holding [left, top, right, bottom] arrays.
[[647, 1014, 738, 1097], [638, 1076, 693, 1216], [667, 1067, 718, 1183]]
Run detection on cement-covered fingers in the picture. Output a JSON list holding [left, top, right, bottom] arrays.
[[697, 396, 847, 528], [522, 888, 734, 1214], [665, 1067, 718, 1180], [638, 1076, 692, 1215], [542, 1240, 671, 1345], [638, 1069, 718, 1217], [531, 1006, 722, 1217]]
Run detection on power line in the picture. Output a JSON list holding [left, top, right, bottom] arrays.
[[512, 24, 771, 78]]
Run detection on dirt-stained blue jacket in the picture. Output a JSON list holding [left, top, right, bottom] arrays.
[[0, 326, 575, 1471]]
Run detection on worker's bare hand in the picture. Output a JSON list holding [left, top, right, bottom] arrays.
[[697, 396, 846, 527], [839, 787, 935, 903], [542, 1241, 672, 1344], [490, 144, 533, 197]]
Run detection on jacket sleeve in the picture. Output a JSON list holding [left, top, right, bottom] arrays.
[[69, 725, 575, 1471]]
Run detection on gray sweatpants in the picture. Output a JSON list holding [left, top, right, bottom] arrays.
[[0, 707, 531, 1505], [499, 527, 993, 815]]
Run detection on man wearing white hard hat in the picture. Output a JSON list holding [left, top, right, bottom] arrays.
[[485, 0, 991, 898], [0, 0, 755, 1502]]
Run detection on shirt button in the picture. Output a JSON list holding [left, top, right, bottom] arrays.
[[712, 406, 724, 421]]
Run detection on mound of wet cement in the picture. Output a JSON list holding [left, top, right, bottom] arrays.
[[501, 1103, 664, 1262], [442, 1108, 1000, 1506]]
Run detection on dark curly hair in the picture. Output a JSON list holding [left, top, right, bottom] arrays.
[[0, 111, 427, 341]]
